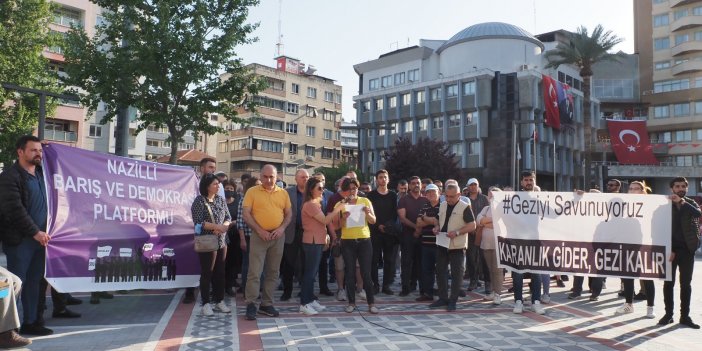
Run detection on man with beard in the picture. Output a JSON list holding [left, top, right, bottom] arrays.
[[511, 171, 544, 315], [396, 179, 408, 200], [0, 136, 54, 336], [659, 177, 701, 329], [397, 176, 428, 296], [367, 170, 398, 295]]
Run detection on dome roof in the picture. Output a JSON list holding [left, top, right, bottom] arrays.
[[437, 22, 544, 53]]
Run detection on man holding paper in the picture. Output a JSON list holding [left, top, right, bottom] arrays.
[[427, 180, 476, 311]]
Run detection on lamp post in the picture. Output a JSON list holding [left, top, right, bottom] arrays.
[[510, 120, 540, 189]]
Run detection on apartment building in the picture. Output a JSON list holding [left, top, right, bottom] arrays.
[[218, 57, 342, 183]]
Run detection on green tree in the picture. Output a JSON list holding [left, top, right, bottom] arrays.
[[62, 0, 266, 164], [383, 136, 460, 187], [314, 162, 363, 191], [544, 25, 625, 187], [0, 0, 61, 168]]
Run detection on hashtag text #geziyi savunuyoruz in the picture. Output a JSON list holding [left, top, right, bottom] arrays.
[[501, 194, 644, 222]]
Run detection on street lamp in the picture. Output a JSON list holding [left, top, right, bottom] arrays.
[[510, 120, 539, 190]]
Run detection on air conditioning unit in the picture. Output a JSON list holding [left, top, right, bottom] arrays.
[[306, 156, 315, 161], [518, 64, 529, 71]]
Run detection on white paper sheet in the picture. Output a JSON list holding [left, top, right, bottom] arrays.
[[344, 204, 366, 228], [435, 232, 450, 248]]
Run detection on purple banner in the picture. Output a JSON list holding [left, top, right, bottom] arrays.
[[43, 143, 200, 292]]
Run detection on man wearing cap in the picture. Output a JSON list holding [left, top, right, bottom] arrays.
[[415, 183, 441, 302], [465, 178, 489, 292]]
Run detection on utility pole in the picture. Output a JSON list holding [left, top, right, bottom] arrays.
[[1, 83, 79, 139]]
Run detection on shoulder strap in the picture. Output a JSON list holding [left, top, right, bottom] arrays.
[[203, 200, 216, 223]]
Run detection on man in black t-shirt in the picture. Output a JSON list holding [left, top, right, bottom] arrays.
[[367, 170, 398, 295], [415, 184, 441, 302]]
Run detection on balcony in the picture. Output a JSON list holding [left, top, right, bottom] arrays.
[[229, 127, 284, 140], [230, 149, 283, 161], [44, 129, 77, 142], [671, 59, 702, 75], [670, 0, 702, 8], [671, 41, 702, 56], [671, 14, 702, 32]]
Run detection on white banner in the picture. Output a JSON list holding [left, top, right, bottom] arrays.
[[492, 191, 672, 280]]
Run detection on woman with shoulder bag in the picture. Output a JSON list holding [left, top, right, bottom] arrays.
[[191, 173, 232, 316], [299, 177, 346, 315]]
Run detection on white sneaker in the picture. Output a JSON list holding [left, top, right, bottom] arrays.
[[615, 303, 634, 315], [201, 303, 214, 316], [309, 299, 326, 311], [532, 300, 545, 314], [513, 300, 523, 314], [541, 294, 551, 304], [337, 289, 347, 301], [213, 301, 231, 313], [357, 290, 367, 301], [483, 293, 495, 301], [493, 294, 502, 305], [299, 304, 318, 315], [645, 306, 656, 319]]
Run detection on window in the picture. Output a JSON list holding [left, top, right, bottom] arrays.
[[695, 101, 702, 114], [324, 91, 334, 102], [675, 33, 689, 46], [394, 72, 405, 85], [323, 129, 332, 140], [335, 93, 342, 104], [415, 91, 425, 103], [463, 81, 476, 95], [676, 130, 692, 142], [654, 61, 671, 70], [217, 141, 227, 152], [696, 31, 702, 41], [322, 109, 335, 121], [291, 83, 300, 94], [390, 123, 398, 134], [430, 88, 441, 101], [306, 105, 318, 117], [653, 14, 669, 27], [286, 102, 299, 114], [251, 118, 284, 131], [321, 148, 335, 159], [674, 9, 688, 20], [448, 113, 461, 127], [289, 143, 298, 155], [465, 112, 475, 125], [697, 129, 702, 140], [89, 124, 102, 137], [388, 96, 397, 108], [694, 6, 702, 15], [676, 155, 693, 167], [654, 37, 670, 50], [335, 131, 341, 140], [306, 126, 316, 137], [285, 123, 298, 134], [374, 99, 384, 110], [651, 131, 672, 143], [260, 140, 282, 153], [401, 93, 411, 106], [307, 87, 317, 98], [592, 79, 634, 99], [417, 118, 427, 131], [369, 79, 379, 91], [305, 145, 315, 157], [381, 75, 392, 88], [362, 101, 371, 112], [408, 69, 419, 82], [450, 143, 463, 157], [673, 103, 690, 117], [403, 120, 413, 133], [468, 141, 480, 155], [446, 84, 458, 98], [653, 105, 669, 118], [53, 7, 81, 27], [432, 116, 443, 129], [47, 31, 66, 54], [654, 79, 689, 92], [253, 95, 286, 111]]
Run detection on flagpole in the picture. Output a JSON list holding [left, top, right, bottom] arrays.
[[553, 130, 557, 191], [533, 127, 537, 176]]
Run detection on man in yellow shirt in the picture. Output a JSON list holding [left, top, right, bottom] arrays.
[[242, 164, 292, 320]]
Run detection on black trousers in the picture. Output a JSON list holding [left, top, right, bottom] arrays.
[[198, 246, 227, 305], [371, 231, 398, 288], [663, 248, 695, 318], [572, 276, 603, 296], [38, 278, 68, 322], [436, 247, 466, 302], [281, 228, 304, 295], [399, 233, 421, 292], [623, 278, 655, 305], [224, 228, 242, 289]]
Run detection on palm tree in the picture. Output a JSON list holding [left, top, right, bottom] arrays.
[[544, 25, 626, 188]]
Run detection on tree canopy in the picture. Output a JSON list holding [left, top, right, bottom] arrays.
[[383, 136, 461, 187], [0, 0, 61, 168], [62, 0, 266, 164]]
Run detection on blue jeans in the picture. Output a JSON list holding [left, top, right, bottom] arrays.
[[512, 272, 541, 303], [5, 237, 45, 324], [341, 238, 374, 305], [300, 243, 323, 305], [420, 245, 436, 297]]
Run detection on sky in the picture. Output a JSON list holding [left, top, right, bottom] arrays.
[[237, 0, 635, 121]]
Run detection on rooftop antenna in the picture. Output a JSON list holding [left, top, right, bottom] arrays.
[[275, 0, 284, 57]]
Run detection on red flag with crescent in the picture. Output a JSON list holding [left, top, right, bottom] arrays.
[[607, 119, 659, 165], [542, 75, 561, 129]]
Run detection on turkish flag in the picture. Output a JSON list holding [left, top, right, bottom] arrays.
[[542, 76, 560, 129], [607, 120, 659, 165]]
